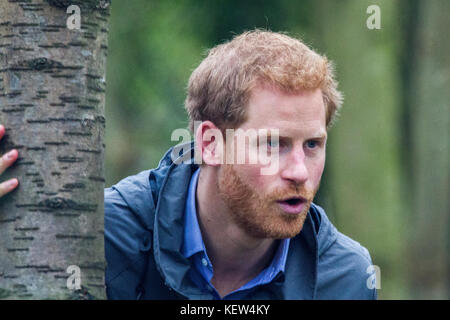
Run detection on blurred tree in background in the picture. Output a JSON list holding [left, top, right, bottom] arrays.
[[104, 0, 449, 299]]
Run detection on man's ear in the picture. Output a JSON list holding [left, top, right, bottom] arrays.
[[195, 121, 224, 166]]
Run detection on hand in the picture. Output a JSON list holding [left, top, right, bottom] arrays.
[[0, 124, 19, 198]]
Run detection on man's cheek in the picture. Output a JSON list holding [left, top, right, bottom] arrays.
[[259, 148, 280, 176], [312, 160, 326, 187]]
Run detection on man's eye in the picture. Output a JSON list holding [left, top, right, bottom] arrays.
[[267, 139, 280, 148], [306, 140, 318, 149]]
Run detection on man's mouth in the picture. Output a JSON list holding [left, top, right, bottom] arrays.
[[276, 197, 307, 214]]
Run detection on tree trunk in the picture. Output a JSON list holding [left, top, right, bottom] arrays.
[[0, 0, 110, 299]]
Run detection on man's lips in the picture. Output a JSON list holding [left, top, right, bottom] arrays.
[[276, 197, 307, 214]]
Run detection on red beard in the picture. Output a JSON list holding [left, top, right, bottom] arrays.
[[217, 164, 318, 239]]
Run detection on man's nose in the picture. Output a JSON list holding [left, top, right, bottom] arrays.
[[280, 148, 308, 184]]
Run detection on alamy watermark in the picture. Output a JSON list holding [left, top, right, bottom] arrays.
[[66, 265, 81, 290], [66, 5, 81, 30], [171, 121, 280, 175], [366, 265, 381, 290], [366, 4, 381, 30]]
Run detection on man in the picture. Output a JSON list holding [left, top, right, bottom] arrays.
[[0, 30, 376, 299]]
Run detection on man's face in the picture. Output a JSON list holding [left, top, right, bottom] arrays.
[[217, 84, 327, 239]]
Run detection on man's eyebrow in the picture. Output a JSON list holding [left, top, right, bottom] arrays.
[[309, 132, 327, 140], [267, 132, 328, 139], [256, 129, 327, 140]]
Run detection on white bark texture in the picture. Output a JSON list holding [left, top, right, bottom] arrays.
[[0, 0, 110, 299]]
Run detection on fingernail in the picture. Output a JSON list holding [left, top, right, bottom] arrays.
[[7, 179, 17, 188], [6, 149, 16, 160]]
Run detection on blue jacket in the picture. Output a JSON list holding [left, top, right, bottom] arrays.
[[104, 142, 377, 300]]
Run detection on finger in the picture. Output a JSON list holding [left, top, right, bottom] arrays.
[[0, 124, 4, 140], [0, 149, 18, 176], [0, 178, 19, 198]]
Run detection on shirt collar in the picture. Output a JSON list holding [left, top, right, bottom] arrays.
[[182, 167, 204, 258]]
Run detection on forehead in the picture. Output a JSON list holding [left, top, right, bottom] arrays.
[[240, 84, 327, 137]]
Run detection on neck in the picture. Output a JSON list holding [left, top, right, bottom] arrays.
[[196, 166, 278, 294]]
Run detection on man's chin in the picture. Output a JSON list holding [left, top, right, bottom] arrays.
[[273, 212, 308, 239], [247, 209, 309, 240], [270, 200, 312, 238]]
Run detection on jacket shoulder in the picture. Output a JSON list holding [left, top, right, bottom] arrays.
[[104, 172, 156, 299], [316, 230, 377, 300]]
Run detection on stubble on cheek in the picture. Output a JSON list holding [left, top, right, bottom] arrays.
[[217, 164, 314, 239]]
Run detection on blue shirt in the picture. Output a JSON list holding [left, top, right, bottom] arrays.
[[181, 167, 291, 299]]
